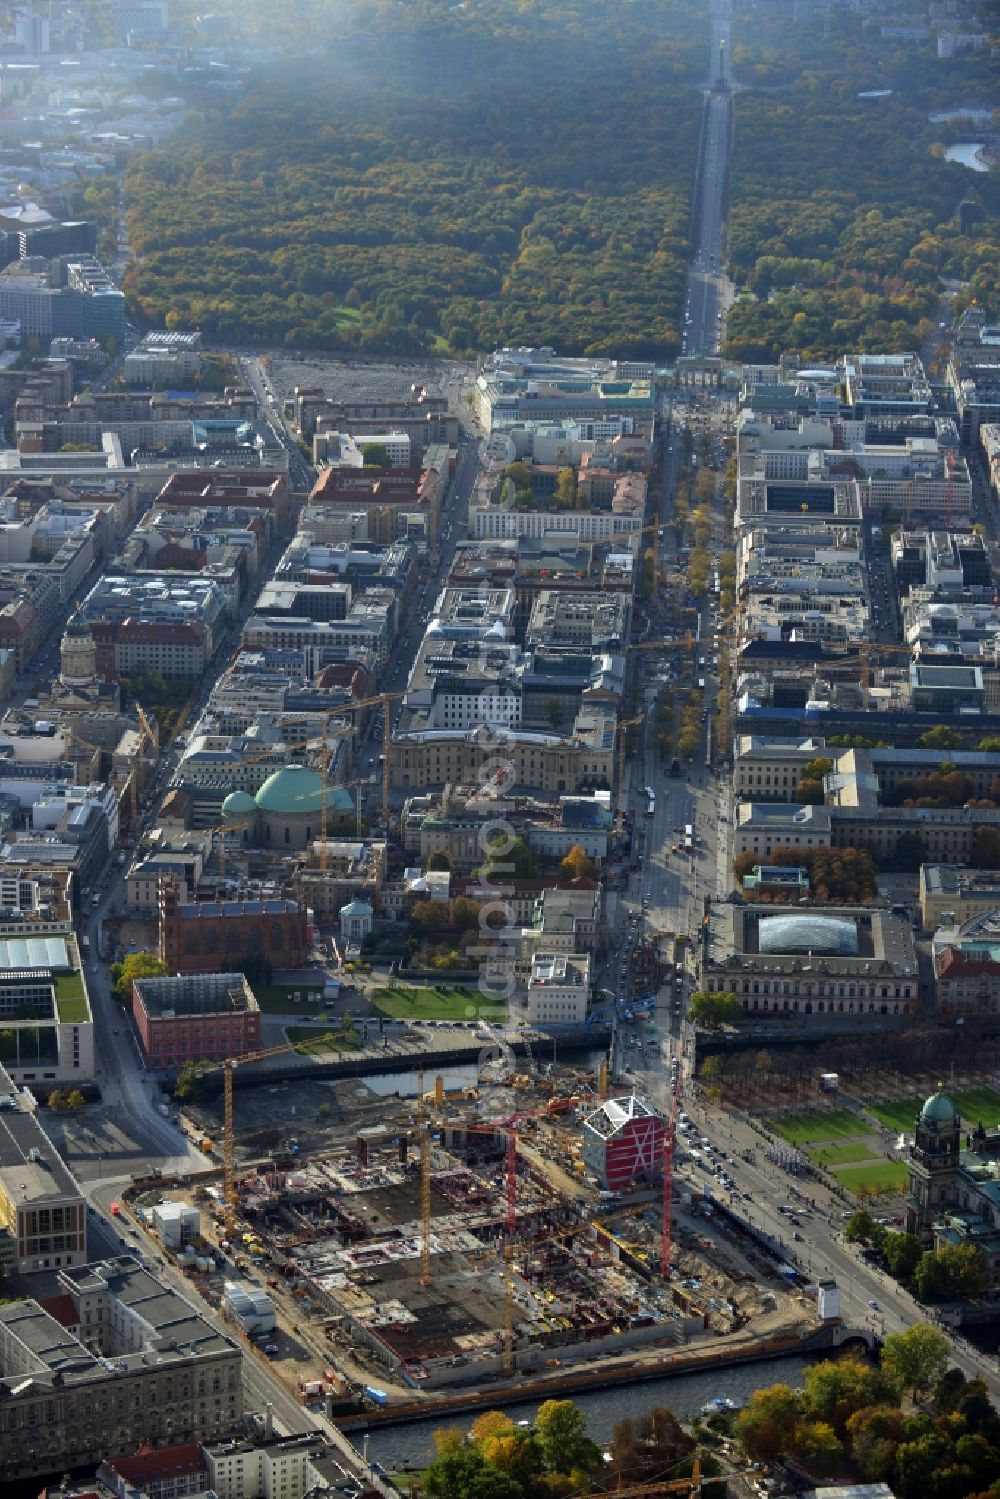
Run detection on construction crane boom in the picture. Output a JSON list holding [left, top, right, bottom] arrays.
[[661, 1062, 683, 1278], [416, 1069, 432, 1288], [195, 1042, 303, 1239]]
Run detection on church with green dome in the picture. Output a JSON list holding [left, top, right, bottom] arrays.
[[907, 1088, 1000, 1289], [219, 764, 355, 852]]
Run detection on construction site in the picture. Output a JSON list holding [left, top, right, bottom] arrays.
[[124, 1058, 813, 1407]]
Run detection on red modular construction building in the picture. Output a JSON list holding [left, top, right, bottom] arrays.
[[581, 1095, 665, 1191]]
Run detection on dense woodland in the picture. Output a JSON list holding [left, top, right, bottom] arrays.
[[724, 8, 1000, 361], [124, 0, 706, 355]]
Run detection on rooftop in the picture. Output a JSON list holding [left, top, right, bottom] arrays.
[[582, 1094, 663, 1140]]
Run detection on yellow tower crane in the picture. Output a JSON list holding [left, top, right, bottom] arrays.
[[215, 1041, 304, 1239], [415, 1068, 432, 1287]]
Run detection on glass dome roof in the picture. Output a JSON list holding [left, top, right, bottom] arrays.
[[758, 914, 859, 956]]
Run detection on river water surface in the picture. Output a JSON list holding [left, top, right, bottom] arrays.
[[353, 1354, 821, 1469]]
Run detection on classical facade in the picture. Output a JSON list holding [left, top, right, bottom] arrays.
[[0, 1256, 243, 1480]]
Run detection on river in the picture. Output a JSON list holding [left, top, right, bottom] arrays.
[[352, 1354, 821, 1470], [945, 142, 990, 172]]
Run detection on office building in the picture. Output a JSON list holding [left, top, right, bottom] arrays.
[[0, 1060, 86, 1275], [0, 1254, 242, 1479]]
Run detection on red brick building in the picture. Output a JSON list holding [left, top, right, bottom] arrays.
[[158, 879, 308, 974], [132, 971, 262, 1067]]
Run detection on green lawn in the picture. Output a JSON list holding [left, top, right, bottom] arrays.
[[252, 983, 325, 1014], [769, 1110, 863, 1146], [832, 1160, 909, 1195], [54, 971, 90, 1023], [285, 1026, 361, 1054], [953, 1087, 1000, 1126], [805, 1142, 878, 1167], [371, 984, 506, 1022], [869, 1088, 1000, 1135]]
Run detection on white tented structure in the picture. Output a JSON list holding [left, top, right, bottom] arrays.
[[151, 1200, 199, 1249], [223, 1281, 276, 1336]]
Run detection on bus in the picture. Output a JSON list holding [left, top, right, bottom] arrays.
[[646, 795, 656, 817]]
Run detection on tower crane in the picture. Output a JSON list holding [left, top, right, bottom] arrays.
[[416, 1069, 432, 1288], [128, 703, 160, 835], [661, 1062, 683, 1278], [194, 1041, 305, 1239], [565, 1457, 704, 1497]]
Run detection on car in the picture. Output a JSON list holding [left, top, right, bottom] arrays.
[[868, 1299, 880, 1311]]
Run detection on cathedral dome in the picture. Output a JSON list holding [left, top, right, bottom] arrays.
[[920, 1090, 957, 1125]]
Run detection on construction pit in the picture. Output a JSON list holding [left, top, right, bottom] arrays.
[[129, 1070, 811, 1405]]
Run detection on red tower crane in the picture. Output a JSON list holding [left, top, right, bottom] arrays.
[[661, 1063, 684, 1278]]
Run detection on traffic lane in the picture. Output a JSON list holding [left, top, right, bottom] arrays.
[[680, 1098, 1000, 1386]]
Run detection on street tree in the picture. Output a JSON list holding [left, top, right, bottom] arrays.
[[881, 1324, 950, 1401], [111, 950, 168, 1004], [882, 1231, 924, 1280], [688, 990, 742, 1030]]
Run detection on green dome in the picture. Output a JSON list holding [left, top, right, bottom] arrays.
[[255, 764, 325, 816], [921, 1090, 957, 1125], [64, 609, 91, 638], [221, 789, 256, 819]]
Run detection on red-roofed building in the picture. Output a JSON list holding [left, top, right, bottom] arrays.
[[934, 944, 1000, 1016], [316, 661, 371, 699], [38, 1291, 81, 1334], [156, 471, 292, 532], [98, 1441, 207, 1499]]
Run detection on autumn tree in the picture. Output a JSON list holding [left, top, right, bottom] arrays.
[[881, 1324, 950, 1401], [559, 844, 597, 882], [735, 1385, 801, 1462], [111, 951, 168, 1003]]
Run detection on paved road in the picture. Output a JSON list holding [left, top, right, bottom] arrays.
[[683, 0, 734, 360]]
